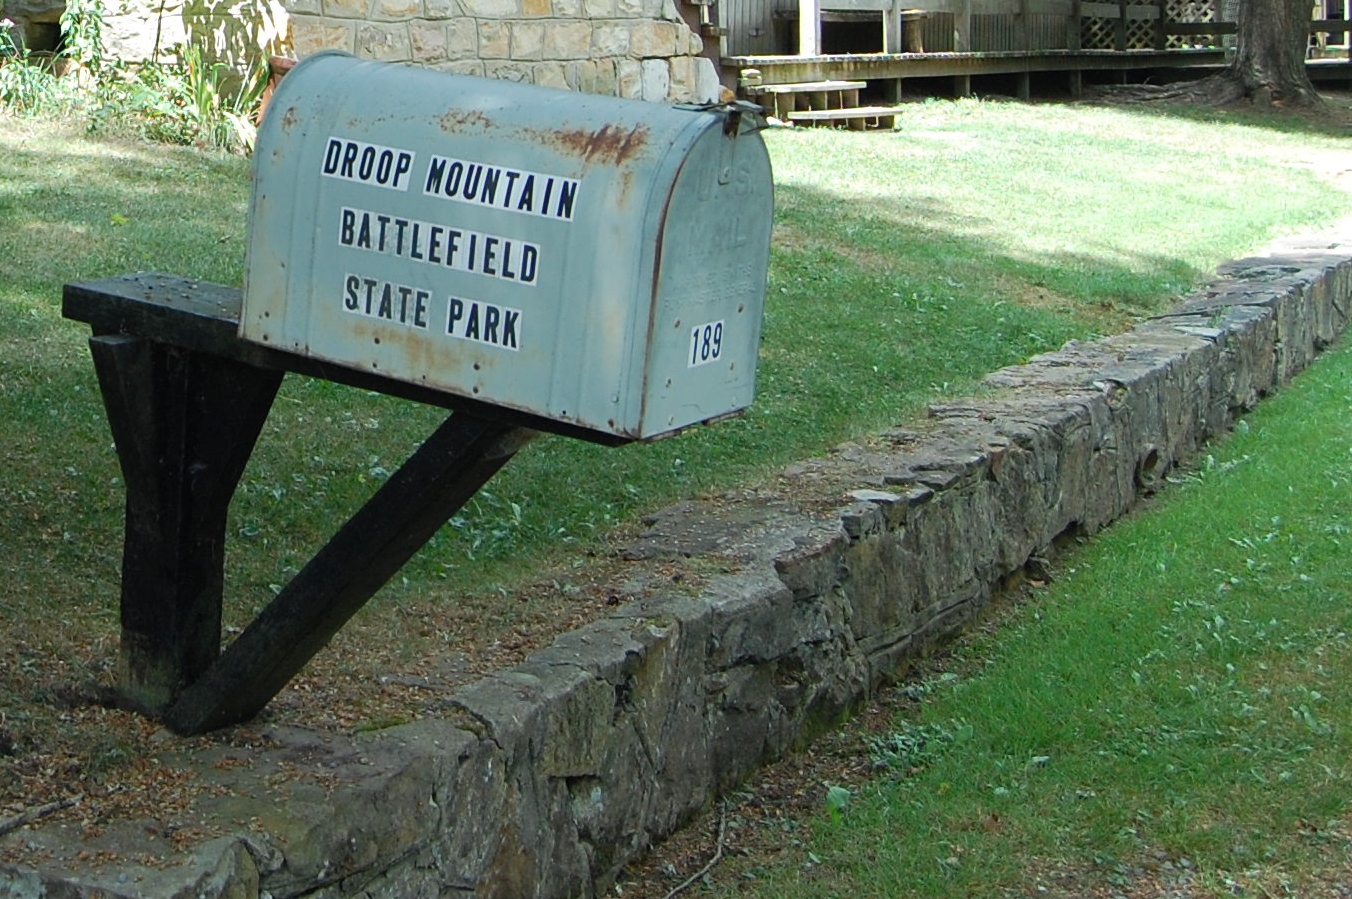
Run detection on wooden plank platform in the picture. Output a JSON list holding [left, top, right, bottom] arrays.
[[725, 47, 1228, 91], [745, 78, 866, 121], [746, 79, 867, 93], [786, 104, 902, 128]]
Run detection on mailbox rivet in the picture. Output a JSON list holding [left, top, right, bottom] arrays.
[[673, 319, 681, 328], [665, 378, 672, 387], [374, 337, 381, 345], [737, 303, 745, 314]]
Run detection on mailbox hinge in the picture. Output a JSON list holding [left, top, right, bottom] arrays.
[[679, 99, 767, 138]]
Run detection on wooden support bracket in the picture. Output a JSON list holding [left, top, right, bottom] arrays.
[[89, 335, 282, 715], [64, 274, 549, 734], [165, 414, 530, 734]]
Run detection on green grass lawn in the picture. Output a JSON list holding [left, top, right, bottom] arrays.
[[691, 322, 1352, 899], [0, 99, 1343, 731]]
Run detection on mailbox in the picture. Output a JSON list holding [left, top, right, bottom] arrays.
[[242, 52, 774, 442]]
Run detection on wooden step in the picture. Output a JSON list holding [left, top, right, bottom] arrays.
[[786, 105, 903, 129], [745, 79, 867, 95]]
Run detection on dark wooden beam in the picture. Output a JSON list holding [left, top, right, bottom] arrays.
[[164, 414, 532, 735], [64, 275, 629, 447], [89, 334, 282, 714]]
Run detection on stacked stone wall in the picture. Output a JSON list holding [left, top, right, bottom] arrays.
[[99, 0, 289, 74], [4, 227, 1352, 898], [287, 0, 722, 102]]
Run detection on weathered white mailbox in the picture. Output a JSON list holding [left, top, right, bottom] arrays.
[[243, 52, 774, 442]]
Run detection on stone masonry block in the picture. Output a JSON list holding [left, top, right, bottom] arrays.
[[628, 19, 678, 57], [510, 20, 545, 59], [543, 20, 592, 59], [591, 22, 630, 56], [482, 59, 532, 81], [423, 0, 460, 17], [410, 21, 447, 60], [640, 57, 669, 100], [616, 56, 642, 97], [437, 58, 485, 75], [373, 0, 420, 19], [537, 61, 571, 88], [460, 0, 519, 13], [445, 17, 478, 58], [356, 21, 411, 59], [292, 18, 355, 54], [565, 58, 599, 92], [477, 19, 510, 57], [323, 0, 370, 18]]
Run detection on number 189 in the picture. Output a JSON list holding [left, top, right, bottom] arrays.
[[689, 320, 723, 367]]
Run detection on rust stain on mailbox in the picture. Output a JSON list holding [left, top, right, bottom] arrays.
[[242, 52, 773, 442], [545, 123, 652, 168]]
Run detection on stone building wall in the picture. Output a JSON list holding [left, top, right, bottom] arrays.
[[100, 0, 290, 69], [285, 0, 724, 103]]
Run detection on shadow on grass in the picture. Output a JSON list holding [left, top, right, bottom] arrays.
[[0, 122, 1245, 639], [1077, 81, 1352, 141]]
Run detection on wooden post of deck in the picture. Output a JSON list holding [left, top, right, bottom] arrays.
[[1115, 0, 1127, 51], [954, 0, 972, 95], [1069, 0, 1082, 98], [799, 0, 821, 55], [1154, 0, 1166, 50], [1016, 0, 1031, 97], [955, 0, 972, 50]]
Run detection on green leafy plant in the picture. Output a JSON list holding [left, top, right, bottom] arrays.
[[58, 0, 104, 79], [824, 785, 851, 823], [88, 46, 266, 152], [868, 719, 972, 772], [4, 0, 265, 153], [0, 16, 71, 114]]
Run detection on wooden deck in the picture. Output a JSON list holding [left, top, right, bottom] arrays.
[[726, 50, 1352, 106], [721, 0, 1352, 116]]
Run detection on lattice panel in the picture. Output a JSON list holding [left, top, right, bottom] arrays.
[[1166, 0, 1219, 48], [1082, 0, 1172, 51], [1125, 18, 1153, 48], [1081, 16, 1115, 50]]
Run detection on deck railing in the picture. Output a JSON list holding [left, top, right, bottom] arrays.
[[734, 0, 1350, 60]]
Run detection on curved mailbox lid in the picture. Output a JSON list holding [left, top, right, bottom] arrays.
[[242, 52, 774, 442]]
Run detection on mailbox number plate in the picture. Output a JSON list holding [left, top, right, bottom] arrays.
[[688, 320, 724, 368]]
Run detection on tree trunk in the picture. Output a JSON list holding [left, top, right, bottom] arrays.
[[1216, 0, 1322, 106]]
